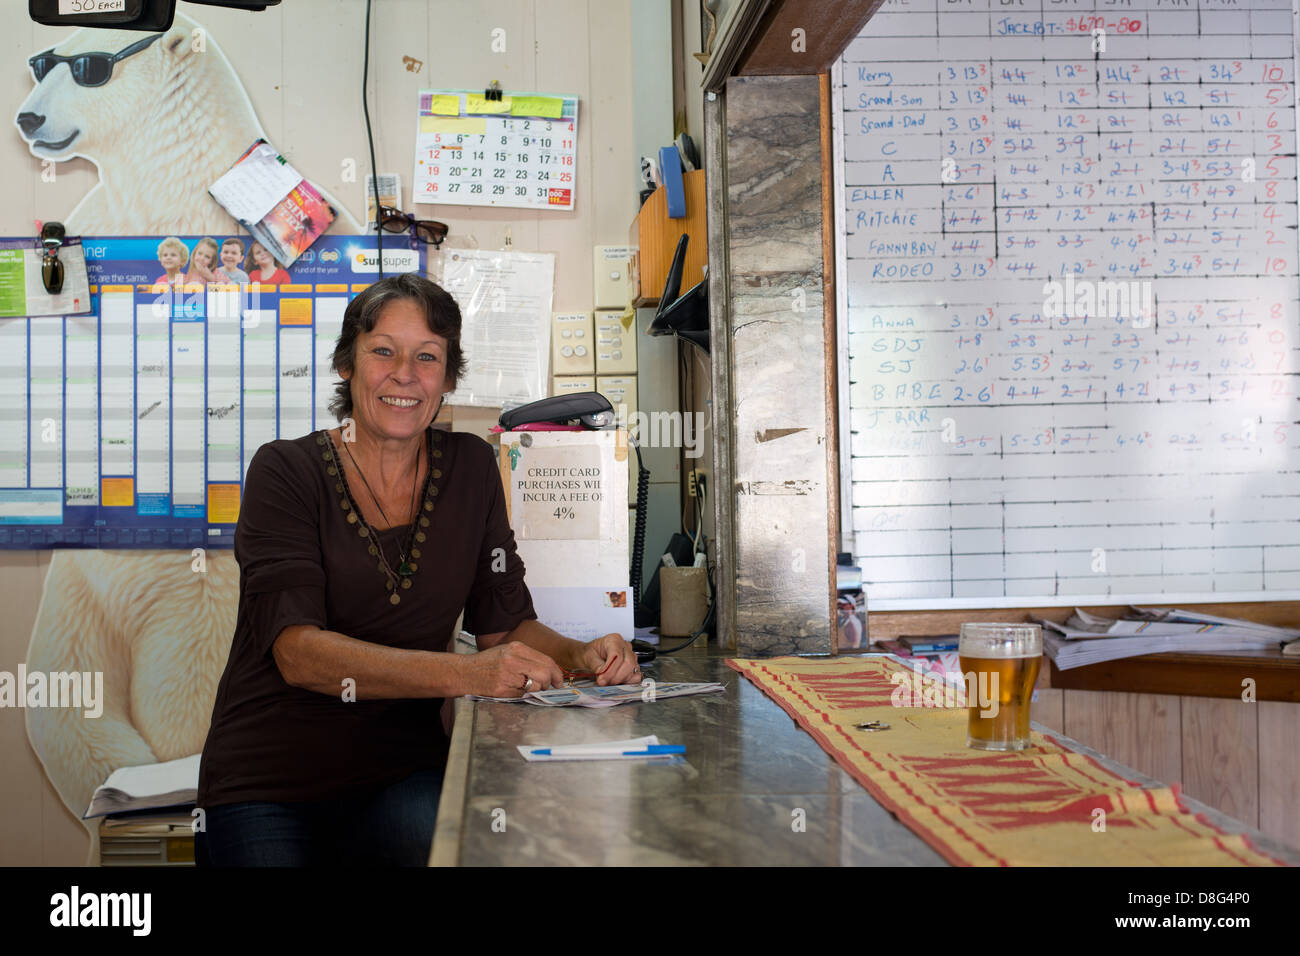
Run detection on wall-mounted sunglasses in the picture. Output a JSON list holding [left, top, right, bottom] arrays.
[[29, 33, 162, 88], [40, 222, 65, 295], [378, 207, 448, 247]]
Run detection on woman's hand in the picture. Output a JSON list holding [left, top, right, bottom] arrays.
[[464, 641, 565, 698], [581, 634, 641, 686]]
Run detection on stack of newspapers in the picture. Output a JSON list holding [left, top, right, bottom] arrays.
[[84, 753, 199, 819], [1038, 608, 1300, 670]]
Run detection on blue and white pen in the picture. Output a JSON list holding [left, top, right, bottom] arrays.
[[530, 744, 685, 756]]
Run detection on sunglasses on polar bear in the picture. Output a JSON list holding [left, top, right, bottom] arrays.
[[29, 33, 162, 88]]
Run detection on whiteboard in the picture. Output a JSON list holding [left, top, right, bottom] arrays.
[[834, 0, 1300, 610]]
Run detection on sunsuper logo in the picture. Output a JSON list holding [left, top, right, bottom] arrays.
[[351, 249, 419, 273]]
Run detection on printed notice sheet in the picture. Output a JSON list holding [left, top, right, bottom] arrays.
[[439, 249, 553, 408]]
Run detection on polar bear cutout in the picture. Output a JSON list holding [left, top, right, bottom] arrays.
[[26, 549, 240, 862], [15, 12, 360, 233], [15, 12, 358, 863]]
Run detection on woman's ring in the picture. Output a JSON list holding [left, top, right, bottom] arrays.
[[521, 676, 534, 692]]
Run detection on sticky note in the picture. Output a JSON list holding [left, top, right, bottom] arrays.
[[102, 477, 134, 508], [279, 298, 312, 325], [510, 96, 563, 119], [465, 93, 511, 114], [207, 483, 241, 524], [426, 94, 461, 116], [419, 117, 487, 135]]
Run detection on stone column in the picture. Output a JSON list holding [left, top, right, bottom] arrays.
[[709, 74, 836, 655]]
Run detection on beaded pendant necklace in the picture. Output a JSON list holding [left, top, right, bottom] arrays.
[[318, 427, 444, 605], [345, 434, 421, 575]]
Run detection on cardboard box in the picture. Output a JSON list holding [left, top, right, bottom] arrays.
[[497, 429, 632, 641]]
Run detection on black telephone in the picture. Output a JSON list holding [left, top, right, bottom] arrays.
[[496, 391, 616, 431]]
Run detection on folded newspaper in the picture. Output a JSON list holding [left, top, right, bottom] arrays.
[[1037, 607, 1299, 670], [84, 753, 200, 819], [470, 680, 726, 708]]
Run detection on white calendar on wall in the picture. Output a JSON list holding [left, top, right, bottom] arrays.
[[412, 90, 579, 211]]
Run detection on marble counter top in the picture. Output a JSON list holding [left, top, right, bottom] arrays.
[[430, 644, 1300, 866]]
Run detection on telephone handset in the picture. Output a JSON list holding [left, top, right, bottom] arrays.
[[496, 391, 616, 431]]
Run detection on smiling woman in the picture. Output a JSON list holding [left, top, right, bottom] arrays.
[[195, 273, 640, 867], [327, 273, 468, 430]]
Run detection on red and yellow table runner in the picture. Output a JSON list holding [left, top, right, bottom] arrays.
[[727, 655, 1287, 866]]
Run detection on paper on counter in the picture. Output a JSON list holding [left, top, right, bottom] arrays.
[[518, 735, 671, 762], [469, 680, 726, 708], [1038, 606, 1291, 669]]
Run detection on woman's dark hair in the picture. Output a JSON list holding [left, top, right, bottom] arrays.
[[328, 273, 468, 422]]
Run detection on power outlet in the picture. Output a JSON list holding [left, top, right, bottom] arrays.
[[687, 470, 698, 497]]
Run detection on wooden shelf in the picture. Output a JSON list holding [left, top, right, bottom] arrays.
[[629, 169, 707, 308], [1043, 646, 1300, 702], [863, 598, 1300, 702]]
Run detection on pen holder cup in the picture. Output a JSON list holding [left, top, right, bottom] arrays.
[[659, 566, 708, 637]]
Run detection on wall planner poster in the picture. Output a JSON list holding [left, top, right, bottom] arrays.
[[0, 234, 425, 550]]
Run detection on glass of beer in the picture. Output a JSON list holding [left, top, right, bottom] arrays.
[[958, 622, 1042, 751]]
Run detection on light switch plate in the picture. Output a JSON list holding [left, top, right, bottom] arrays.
[[596, 375, 637, 430], [593, 245, 633, 309], [595, 308, 637, 374], [552, 312, 594, 376]]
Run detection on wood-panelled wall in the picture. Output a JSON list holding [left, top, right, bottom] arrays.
[[1030, 689, 1300, 852], [874, 601, 1300, 851]]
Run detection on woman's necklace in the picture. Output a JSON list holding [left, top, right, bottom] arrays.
[[343, 433, 422, 576], [321, 427, 440, 605]]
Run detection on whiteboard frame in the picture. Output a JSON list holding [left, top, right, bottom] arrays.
[[834, 1, 1300, 612], [831, 56, 855, 558]]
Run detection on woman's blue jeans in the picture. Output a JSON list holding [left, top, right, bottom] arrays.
[[196, 768, 444, 867]]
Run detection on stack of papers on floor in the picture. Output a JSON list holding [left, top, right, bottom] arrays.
[[83, 753, 200, 819], [1038, 608, 1299, 670], [471, 680, 725, 708]]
